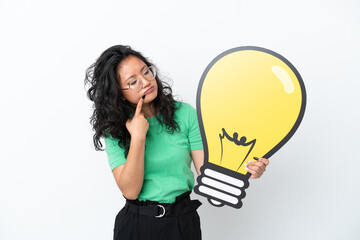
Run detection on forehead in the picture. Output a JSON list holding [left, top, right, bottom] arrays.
[[117, 55, 146, 79]]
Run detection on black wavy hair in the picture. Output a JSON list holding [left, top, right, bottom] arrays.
[[84, 45, 179, 156]]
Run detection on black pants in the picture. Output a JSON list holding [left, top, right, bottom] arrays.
[[113, 191, 202, 240]]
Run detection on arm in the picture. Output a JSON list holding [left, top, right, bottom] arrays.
[[191, 149, 204, 176], [191, 149, 269, 179], [112, 135, 145, 199], [112, 97, 148, 200]]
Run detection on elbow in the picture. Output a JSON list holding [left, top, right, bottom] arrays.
[[119, 185, 140, 200], [124, 195, 138, 200], [122, 192, 139, 200]]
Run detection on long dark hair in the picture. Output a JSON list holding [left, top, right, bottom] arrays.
[[84, 45, 179, 156]]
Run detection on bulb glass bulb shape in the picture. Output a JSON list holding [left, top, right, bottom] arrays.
[[194, 46, 306, 208]]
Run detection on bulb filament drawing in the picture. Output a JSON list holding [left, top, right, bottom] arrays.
[[219, 128, 256, 171]]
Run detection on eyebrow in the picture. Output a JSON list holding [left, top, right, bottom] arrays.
[[125, 65, 148, 83]]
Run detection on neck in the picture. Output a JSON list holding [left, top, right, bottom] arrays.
[[141, 102, 156, 118]]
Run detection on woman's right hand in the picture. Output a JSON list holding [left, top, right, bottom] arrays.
[[125, 96, 149, 140], [115, 96, 148, 199]]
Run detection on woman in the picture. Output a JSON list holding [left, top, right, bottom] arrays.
[[84, 45, 269, 240]]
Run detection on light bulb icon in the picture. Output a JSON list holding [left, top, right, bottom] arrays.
[[194, 46, 306, 208]]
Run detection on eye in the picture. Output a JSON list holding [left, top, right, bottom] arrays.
[[129, 79, 137, 86], [143, 69, 150, 76]]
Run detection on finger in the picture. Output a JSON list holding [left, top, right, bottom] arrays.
[[246, 160, 266, 172], [250, 173, 260, 179], [246, 167, 261, 179], [246, 164, 263, 174], [134, 95, 145, 116], [258, 157, 270, 166], [245, 164, 264, 178]]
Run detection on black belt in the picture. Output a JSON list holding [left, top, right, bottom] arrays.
[[124, 191, 202, 218]]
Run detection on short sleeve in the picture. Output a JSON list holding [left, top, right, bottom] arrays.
[[104, 135, 126, 171], [187, 104, 204, 150]]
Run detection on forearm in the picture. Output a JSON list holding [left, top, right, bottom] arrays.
[[118, 136, 145, 199], [191, 149, 204, 176]]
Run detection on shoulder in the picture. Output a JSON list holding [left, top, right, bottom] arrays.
[[173, 101, 197, 124], [103, 129, 121, 147], [174, 101, 195, 114], [104, 134, 119, 147]]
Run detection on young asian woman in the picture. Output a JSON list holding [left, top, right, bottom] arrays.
[[84, 45, 269, 240]]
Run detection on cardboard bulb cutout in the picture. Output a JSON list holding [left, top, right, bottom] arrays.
[[194, 46, 306, 209]]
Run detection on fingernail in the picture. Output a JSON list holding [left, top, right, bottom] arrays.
[[245, 167, 250, 171], [142, 94, 146, 99], [253, 157, 259, 160], [247, 161, 253, 164], [244, 164, 248, 167]]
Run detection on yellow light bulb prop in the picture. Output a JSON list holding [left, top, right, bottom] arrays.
[[194, 46, 306, 208]]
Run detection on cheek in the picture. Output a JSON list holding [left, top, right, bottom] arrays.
[[154, 82, 159, 94], [151, 84, 159, 98], [122, 91, 140, 104]]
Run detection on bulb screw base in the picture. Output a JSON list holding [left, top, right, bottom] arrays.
[[194, 162, 250, 208]]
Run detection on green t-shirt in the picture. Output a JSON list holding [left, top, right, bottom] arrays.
[[104, 102, 203, 203]]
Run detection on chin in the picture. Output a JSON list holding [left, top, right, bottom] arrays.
[[145, 89, 158, 102]]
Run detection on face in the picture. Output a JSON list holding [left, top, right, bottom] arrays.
[[117, 55, 158, 106]]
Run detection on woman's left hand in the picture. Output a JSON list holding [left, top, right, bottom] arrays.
[[244, 157, 269, 179]]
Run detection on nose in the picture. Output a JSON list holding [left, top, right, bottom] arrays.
[[141, 76, 151, 88]]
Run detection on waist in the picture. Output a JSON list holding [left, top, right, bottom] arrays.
[[124, 191, 202, 218], [137, 177, 195, 203]]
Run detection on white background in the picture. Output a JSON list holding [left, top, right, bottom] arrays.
[[1, 0, 359, 239]]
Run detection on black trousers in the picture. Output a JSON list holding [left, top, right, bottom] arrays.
[[113, 191, 202, 240]]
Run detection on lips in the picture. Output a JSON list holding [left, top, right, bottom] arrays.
[[145, 86, 154, 94]]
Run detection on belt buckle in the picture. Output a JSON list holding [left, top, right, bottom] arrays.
[[155, 204, 165, 218]]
